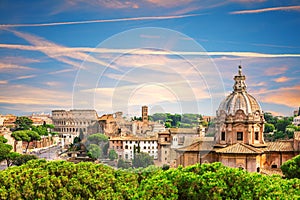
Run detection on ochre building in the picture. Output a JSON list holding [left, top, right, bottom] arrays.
[[176, 66, 300, 173]]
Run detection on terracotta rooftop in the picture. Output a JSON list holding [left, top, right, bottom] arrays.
[[109, 136, 158, 141], [169, 128, 198, 134], [264, 141, 294, 152], [176, 141, 215, 152], [215, 143, 263, 154]]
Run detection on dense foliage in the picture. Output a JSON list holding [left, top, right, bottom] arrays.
[[150, 113, 203, 128], [0, 136, 13, 164], [263, 112, 299, 141], [0, 160, 299, 199], [11, 130, 41, 153], [108, 149, 118, 161], [132, 152, 154, 168], [86, 133, 109, 159], [14, 116, 33, 131], [281, 154, 300, 179]]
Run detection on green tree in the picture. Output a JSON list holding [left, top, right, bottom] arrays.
[[86, 133, 109, 157], [151, 113, 167, 122], [5, 152, 21, 167], [12, 130, 41, 153], [132, 152, 154, 168], [13, 154, 38, 166], [31, 125, 48, 136], [281, 154, 300, 179], [14, 116, 33, 130], [117, 158, 131, 169], [108, 149, 118, 161], [275, 118, 291, 132], [264, 123, 275, 133], [264, 112, 277, 124], [165, 121, 171, 128], [87, 133, 108, 144], [0, 136, 13, 163], [87, 144, 102, 159]]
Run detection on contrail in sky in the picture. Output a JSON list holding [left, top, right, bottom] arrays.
[[1, 43, 300, 58], [0, 14, 202, 28], [230, 5, 300, 14]]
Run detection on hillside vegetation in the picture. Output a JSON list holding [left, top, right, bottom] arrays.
[[0, 160, 299, 199]]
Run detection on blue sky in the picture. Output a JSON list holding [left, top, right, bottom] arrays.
[[0, 0, 299, 117]]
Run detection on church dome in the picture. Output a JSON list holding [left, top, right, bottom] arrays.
[[218, 66, 262, 116]]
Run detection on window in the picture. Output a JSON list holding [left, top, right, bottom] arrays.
[[255, 132, 259, 140], [271, 164, 277, 169], [125, 145, 128, 149], [144, 146, 146, 149], [221, 132, 226, 141], [165, 137, 168, 142], [237, 132, 243, 141]]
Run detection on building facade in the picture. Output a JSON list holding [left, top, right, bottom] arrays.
[[176, 66, 300, 173], [52, 109, 100, 147], [109, 136, 158, 160]]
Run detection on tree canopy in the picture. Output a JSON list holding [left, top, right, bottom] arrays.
[[132, 152, 154, 168], [0, 160, 300, 199], [14, 116, 33, 130], [11, 130, 41, 153], [281, 154, 300, 179], [87, 144, 102, 159], [108, 149, 118, 161], [0, 135, 13, 163], [87, 133, 108, 144]]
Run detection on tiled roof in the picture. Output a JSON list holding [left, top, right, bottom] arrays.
[[109, 136, 158, 141], [264, 141, 294, 152], [215, 143, 262, 154], [176, 141, 215, 152]]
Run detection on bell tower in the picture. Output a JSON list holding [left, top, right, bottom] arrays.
[[142, 105, 148, 125]]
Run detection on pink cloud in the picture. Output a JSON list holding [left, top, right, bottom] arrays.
[[257, 85, 300, 108], [273, 76, 293, 83], [264, 66, 288, 76]]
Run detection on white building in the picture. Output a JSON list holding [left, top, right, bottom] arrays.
[[293, 116, 300, 126], [109, 136, 158, 160]]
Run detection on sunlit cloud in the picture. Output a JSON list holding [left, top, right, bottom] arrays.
[[0, 84, 72, 106], [230, 5, 300, 14], [0, 80, 8, 85], [255, 85, 300, 108], [0, 63, 33, 72], [5, 30, 118, 70], [94, 0, 140, 9], [264, 66, 288, 76], [1, 43, 300, 58], [273, 76, 293, 83], [0, 14, 202, 28], [15, 75, 36, 80], [44, 81, 63, 87], [146, 0, 193, 8]]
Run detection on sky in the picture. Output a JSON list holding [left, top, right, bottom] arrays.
[[0, 0, 300, 117]]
